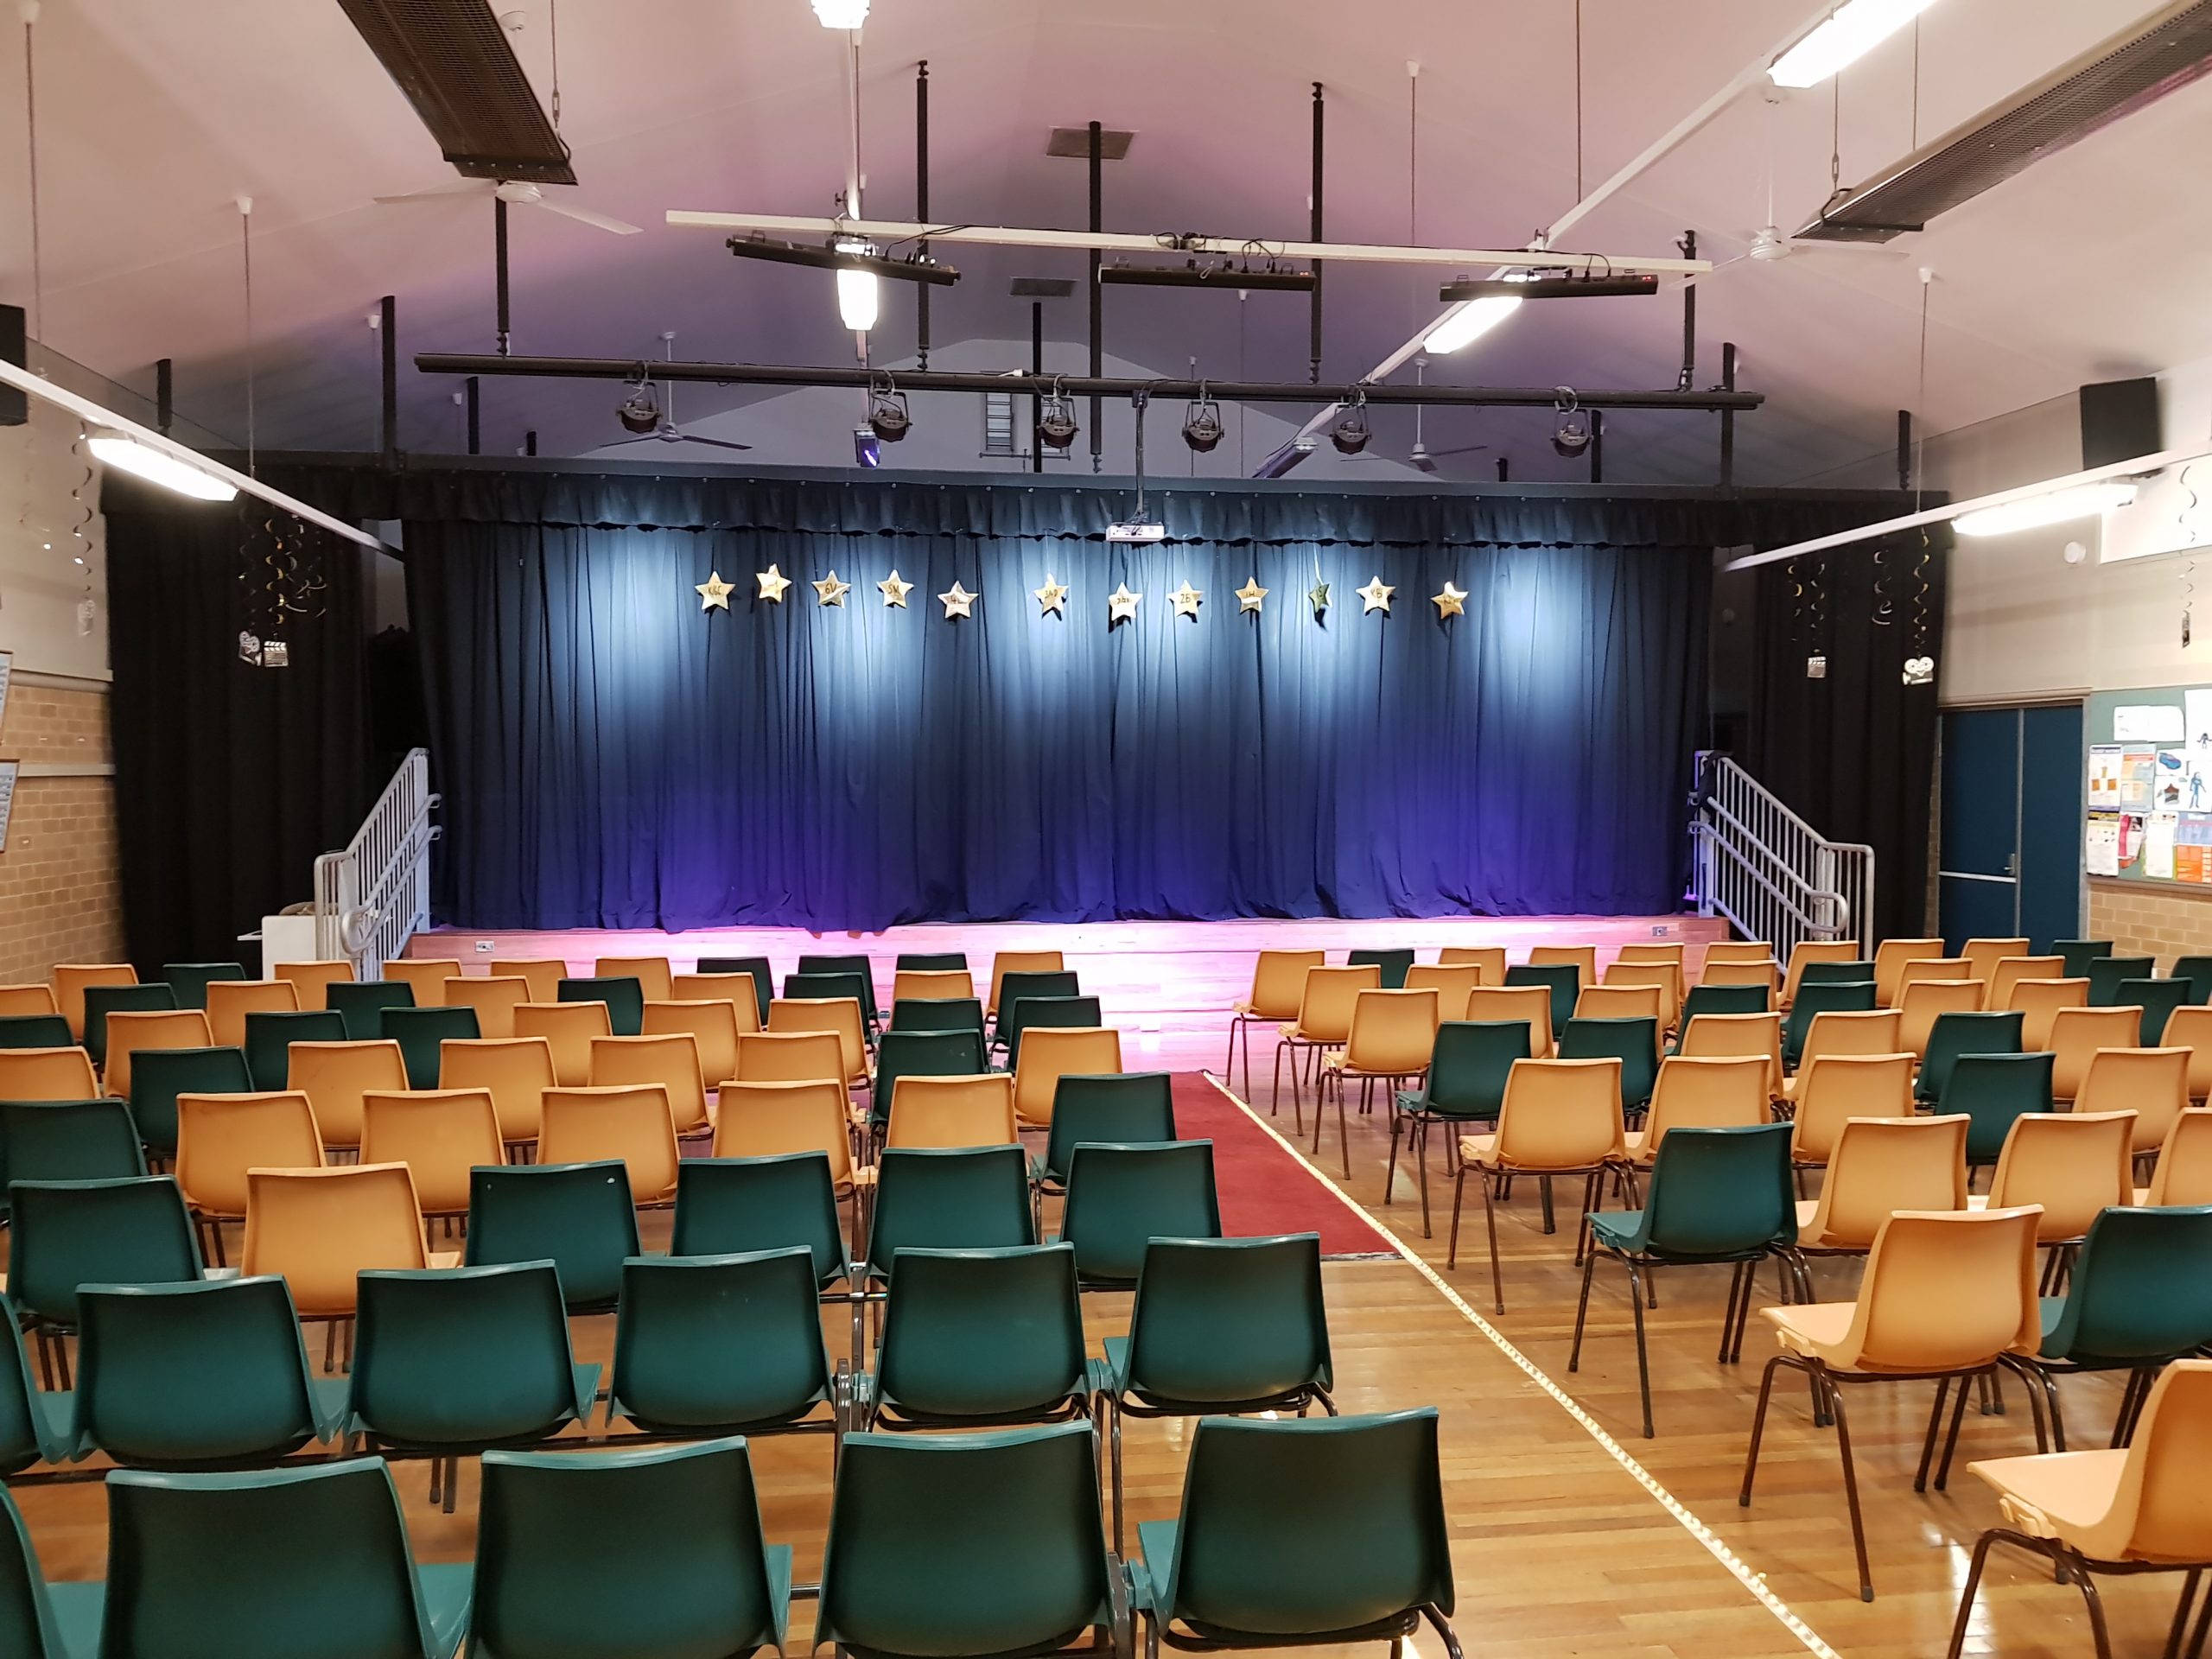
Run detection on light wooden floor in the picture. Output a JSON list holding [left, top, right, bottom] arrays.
[[8, 1047, 2188, 1657]]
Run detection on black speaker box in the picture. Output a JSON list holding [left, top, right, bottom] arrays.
[[2080, 376, 2160, 469]]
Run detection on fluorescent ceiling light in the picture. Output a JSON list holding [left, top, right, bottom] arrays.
[[1770, 0, 1940, 90], [1953, 482, 2136, 537], [1105, 521, 1166, 543], [1422, 295, 1522, 355], [836, 268, 880, 331], [810, 0, 868, 26], [88, 432, 238, 501]]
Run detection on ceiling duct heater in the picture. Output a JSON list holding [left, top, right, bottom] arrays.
[[336, 0, 575, 182]]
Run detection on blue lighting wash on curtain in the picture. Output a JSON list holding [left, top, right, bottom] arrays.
[[405, 520, 1707, 929]]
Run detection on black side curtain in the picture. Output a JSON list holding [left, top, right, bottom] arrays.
[[107, 499, 374, 973]]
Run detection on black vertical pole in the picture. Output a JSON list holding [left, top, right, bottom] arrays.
[[465, 377, 480, 454], [524, 429, 537, 457], [155, 358, 173, 435], [1590, 410, 1605, 482], [1310, 83, 1325, 385], [494, 197, 512, 356], [1496, 456, 1509, 483], [379, 295, 397, 466], [915, 61, 931, 371], [1088, 120, 1103, 472], [1719, 340, 1737, 486], [1897, 410, 1914, 491], [1031, 301, 1045, 474], [1678, 230, 1697, 391]]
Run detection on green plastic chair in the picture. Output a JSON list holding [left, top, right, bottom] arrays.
[[861, 1145, 1036, 1285], [128, 1046, 251, 1161], [8, 1178, 203, 1368], [557, 975, 644, 1037], [1503, 963, 1580, 1039], [81, 983, 177, 1069], [349, 1262, 599, 1512], [384, 1004, 483, 1090], [1781, 979, 1878, 1069], [99, 1459, 472, 1657], [0, 1015, 72, 1051], [671, 1154, 850, 1292], [895, 951, 968, 972], [1679, 982, 1771, 1022], [2118, 976, 2191, 1045], [815, 1421, 1122, 1659], [609, 1249, 836, 1440], [1035, 1072, 1177, 1190], [1387, 1021, 1530, 1241], [1573, 1123, 1796, 1437], [865, 1243, 1101, 1429], [0, 1102, 147, 1213], [465, 1162, 640, 1316], [2086, 956, 2156, 1005], [696, 957, 773, 1024], [796, 954, 880, 1029], [0, 1297, 72, 1477], [785, 969, 873, 1027], [1345, 949, 1414, 990], [1915, 1009, 2027, 1105], [2011, 1205, 2212, 1452], [1058, 1142, 1221, 1290], [1799, 960, 1877, 988], [73, 1276, 344, 1469], [1942, 1052, 2056, 1166], [2170, 955, 2212, 1006], [991, 971, 1080, 1048], [869, 1029, 988, 1140], [241, 1007, 348, 1092], [327, 980, 416, 1041], [888, 995, 986, 1038], [1002, 995, 1104, 1069], [2055, 940, 2116, 978], [474, 1438, 792, 1659], [0, 1484, 100, 1659], [1099, 1235, 1334, 1551], [1130, 1409, 1457, 1657], [1559, 1015, 1661, 1112], [160, 963, 247, 1011]]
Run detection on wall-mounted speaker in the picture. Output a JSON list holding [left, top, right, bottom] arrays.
[[2079, 376, 2160, 470]]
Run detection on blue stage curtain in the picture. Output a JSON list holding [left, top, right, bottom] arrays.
[[405, 516, 1711, 929]]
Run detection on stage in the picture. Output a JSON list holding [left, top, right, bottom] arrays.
[[416, 913, 1729, 1071]]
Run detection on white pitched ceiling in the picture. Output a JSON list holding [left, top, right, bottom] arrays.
[[1, 0, 2204, 483]]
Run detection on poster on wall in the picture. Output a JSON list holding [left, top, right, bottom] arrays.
[[2088, 745, 2125, 809], [2155, 748, 2210, 811], [2087, 811, 2122, 876], [0, 651, 10, 736], [0, 760, 16, 854], [2180, 815, 2212, 883], [2190, 689, 2212, 755], [2116, 703, 2187, 743], [2147, 812, 2180, 880], [2120, 750, 2160, 811]]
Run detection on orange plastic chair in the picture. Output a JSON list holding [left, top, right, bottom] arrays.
[[104, 1009, 213, 1099], [1961, 938, 2032, 985], [640, 999, 742, 1090], [595, 956, 675, 1002], [1402, 964, 1483, 1023], [1744, 1205, 2043, 1601], [590, 1033, 710, 1138], [204, 981, 299, 1051], [1449, 1058, 1626, 1311], [438, 1036, 556, 1148], [382, 959, 463, 1004], [1781, 940, 1864, 1007], [1274, 964, 1382, 1119], [286, 1039, 409, 1154], [241, 1163, 447, 1323], [1783, 1010, 1904, 1108], [1013, 1027, 1124, 1128], [894, 968, 977, 1006], [2163, 1003, 2212, 1103], [444, 976, 531, 1040], [513, 1000, 613, 1088], [670, 976, 764, 1033], [0, 1046, 98, 1103], [1675, 1009, 1785, 1099], [176, 1090, 326, 1224], [1789, 1052, 1916, 1169], [273, 961, 355, 1009], [1528, 944, 1598, 988], [1698, 959, 1777, 995], [1615, 942, 1685, 969], [359, 1088, 505, 1216], [734, 1030, 846, 1085], [53, 964, 138, 1040], [2139, 1108, 2212, 1206], [2009, 977, 2089, 1052], [0, 985, 59, 1018], [490, 959, 568, 1002], [1599, 963, 1680, 1035], [710, 1079, 859, 1192], [1896, 957, 1975, 1001], [2046, 1006, 2145, 1100], [885, 1073, 1020, 1150], [1978, 1112, 2134, 1245], [766, 997, 868, 1088], [1621, 1055, 1770, 1169], [1313, 988, 1440, 1176], [1462, 985, 1556, 1059], [1795, 1113, 1969, 1254], [2075, 1046, 2190, 1155], [537, 1084, 681, 1205], [987, 950, 1067, 1020], [1873, 936, 1947, 1003], [1703, 941, 1777, 968], [1574, 983, 1663, 1024], [1986, 956, 2065, 1009], [1899, 979, 1989, 1058], [1436, 946, 1507, 985]]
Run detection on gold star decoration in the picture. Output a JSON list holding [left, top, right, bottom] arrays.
[[1236, 577, 1268, 614], [1108, 582, 1141, 624], [879, 569, 914, 607], [812, 570, 851, 607], [1034, 575, 1069, 616], [1432, 582, 1468, 620], [696, 571, 734, 612], [1357, 575, 1395, 615], [1170, 580, 1204, 620], [755, 563, 792, 603], [938, 581, 976, 620], [1308, 580, 1330, 619]]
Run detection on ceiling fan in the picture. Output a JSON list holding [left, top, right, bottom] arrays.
[[1406, 356, 1489, 474], [1689, 95, 1907, 283], [374, 178, 643, 236], [600, 334, 753, 454]]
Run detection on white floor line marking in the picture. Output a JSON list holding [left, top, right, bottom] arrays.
[[1198, 1070, 1842, 1659]]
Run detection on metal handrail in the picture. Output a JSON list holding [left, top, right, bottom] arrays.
[[312, 749, 440, 978], [1689, 753, 1875, 958]]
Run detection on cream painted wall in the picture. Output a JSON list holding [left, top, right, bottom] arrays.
[[0, 395, 109, 682]]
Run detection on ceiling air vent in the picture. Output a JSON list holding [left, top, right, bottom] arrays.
[[336, 0, 576, 184], [1797, 0, 2212, 243], [1045, 128, 1135, 160]]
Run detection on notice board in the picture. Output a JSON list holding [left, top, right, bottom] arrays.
[[2084, 684, 2212, 885]]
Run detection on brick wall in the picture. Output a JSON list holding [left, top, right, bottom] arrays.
[[2088, 878, 2212, 971], [0, 681, 124, 983]]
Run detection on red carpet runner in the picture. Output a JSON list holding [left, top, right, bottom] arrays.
[[1170, 1073, 1395, 1258]]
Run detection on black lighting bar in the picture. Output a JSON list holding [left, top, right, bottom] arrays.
[[725, 235, 961, 287], [1098, 263, 1317, 292], [1439, 275, 1662, 302]]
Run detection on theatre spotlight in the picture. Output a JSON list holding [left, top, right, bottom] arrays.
[[1329, 391, 1371, 455], [1039, 378, 1079, 450], [867, 375, 911, 442], [853, 424, 882, 467], [1551, 389, 1592, 460], [1181, 389, 1224, 454], [616, 375, 660, 434]]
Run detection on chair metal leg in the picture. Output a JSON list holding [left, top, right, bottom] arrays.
[[2184, 1569, 2212, 1659], [1224, 1015, 1238, 1084], [1625, 1259, 1655, 1439], [2164, 1569, 2203, 1659], [1913, 1378, 1951, 1493], [1828, 1380, 1876, 1601], [1944, 1529, 2004, 1659], [1568, 1249, 1598, 1373], [1738, 1352, 1790, 1507], [1416, 1117, 1433, 1239], [1109, 1395, 1127, 1558], [1719, 1262, 1746, 1364], [2073, 1552, 2114, 1659], [1384, 1109, 1403, 1207], [1482, 1173, 1505, 1315], [1446, 1164, 1469, 1270], [1337, 1083, 1352, 1178]]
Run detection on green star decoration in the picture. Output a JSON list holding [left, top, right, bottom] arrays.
[[1307, 580, 1330, 619]]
